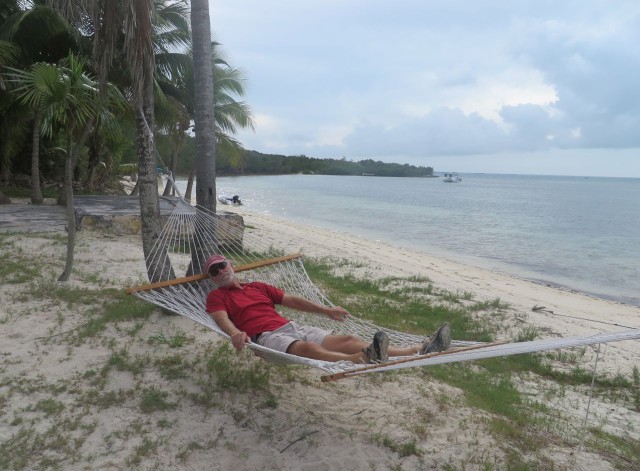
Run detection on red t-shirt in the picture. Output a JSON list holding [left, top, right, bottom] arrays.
[[205, 282, 288, 337]]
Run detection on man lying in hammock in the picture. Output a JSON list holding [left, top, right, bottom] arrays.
[[204, 255, 451, 364]]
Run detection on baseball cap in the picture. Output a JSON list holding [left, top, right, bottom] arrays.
[[204, 254, 227, 274]]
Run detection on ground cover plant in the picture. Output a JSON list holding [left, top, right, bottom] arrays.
[[0, 232, 638, 470]]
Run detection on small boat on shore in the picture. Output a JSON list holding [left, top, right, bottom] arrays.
[[218, 194, 243, 206], [442, 172, 462, 183]]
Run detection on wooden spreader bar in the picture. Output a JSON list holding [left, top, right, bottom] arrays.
[[125, 253, 302, 294], [320, 341, 508, 382]]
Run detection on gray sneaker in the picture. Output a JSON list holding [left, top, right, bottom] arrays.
[[362, 331, 389, 364], [420, 323, 452, 355]]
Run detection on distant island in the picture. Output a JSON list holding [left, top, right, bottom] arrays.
[[155, 135, 434, 178], [231, 150, 434, 177]]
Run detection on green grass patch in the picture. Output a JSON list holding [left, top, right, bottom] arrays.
[[191, 342, 279, 409], [371, 433, 423, 458], [148, 329, 194, 348], [105, 348, 148, 375], [204, 342, 273, 392], [0, 247, 41, 284], [588, 428, 640, 468], [304, 258, 494, 342], [140, 387, 177, 413], [75, 292, 155, 340], [34, 398, 65, 416], [155, 354, 190, 380]]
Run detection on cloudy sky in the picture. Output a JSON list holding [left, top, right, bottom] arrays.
[[209, 1, 640, 177]]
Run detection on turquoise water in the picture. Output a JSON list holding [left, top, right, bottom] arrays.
[[175, 174, 640, 306]]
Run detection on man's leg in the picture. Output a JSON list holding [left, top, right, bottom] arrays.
[[287, 338, 365, 362], [288, 332, 390, 363], [321, 333, 420, 357], [320, 334, 368, 354]]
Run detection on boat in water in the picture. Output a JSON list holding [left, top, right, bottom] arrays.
[[442, 172, 462, 183], [218, 194, 243, 206]]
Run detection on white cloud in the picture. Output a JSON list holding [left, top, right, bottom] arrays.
[[211, 0, 640, 176]]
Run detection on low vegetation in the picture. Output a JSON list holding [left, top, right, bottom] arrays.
[[0, 232, 638, 470]]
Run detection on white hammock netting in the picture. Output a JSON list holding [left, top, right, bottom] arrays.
[[127, 196, 640, 381]]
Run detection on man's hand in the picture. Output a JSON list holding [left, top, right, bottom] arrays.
[[230, 331, 251, 352], [325, 306, 350, 321]]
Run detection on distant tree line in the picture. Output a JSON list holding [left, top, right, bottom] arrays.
[[156, 139, 434, 177]]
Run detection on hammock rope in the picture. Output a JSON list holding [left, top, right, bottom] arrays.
[[127, 183, 640, 380]]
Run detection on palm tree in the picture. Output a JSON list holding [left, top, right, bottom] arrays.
[[47, 0, 175, 282], [210, 51, 254, 169], [47, 1, 240, 279], [88, 0, 191, 193], [155, 93, 190, 196], [8, 53, 126, 280], [160, 42, 254, 201], [0, 39, 24, 186], [0, 1, 75, 201]]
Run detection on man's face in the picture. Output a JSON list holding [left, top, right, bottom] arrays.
[[210, 261, 234, 286]]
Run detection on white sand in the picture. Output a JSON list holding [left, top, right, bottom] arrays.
[[1, 202, 639, 470]]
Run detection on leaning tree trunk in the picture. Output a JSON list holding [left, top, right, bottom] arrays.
[[57, 140, 76, 282], [85, 131, 102, 190], [162, 144, 180, 196], [30, 110, 44, 204], [184, 166, 195, 202], [137, 60, 174, 281], [137, 105, 173, 282], [58, 121, 93, 282], [129, 177, 140, 196], [0, 189, 11, 205]]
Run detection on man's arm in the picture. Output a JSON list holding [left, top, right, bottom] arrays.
[[281, 294, 350, 321], [210, 310, 251, 351]]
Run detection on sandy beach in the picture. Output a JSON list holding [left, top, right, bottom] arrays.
[[1, 201, 639, 470]]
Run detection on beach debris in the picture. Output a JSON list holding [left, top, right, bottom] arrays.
[[280, 430, 319, 453], [532, 304, 554, 314]]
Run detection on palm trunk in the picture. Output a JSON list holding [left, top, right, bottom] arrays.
[[191, 0, 217, 213], [31, 110, 44, 204], [86, 133, 101, 190], [138, 79, 174, 283], [58, 139, 76, 282], [189, 0, 219, 276]]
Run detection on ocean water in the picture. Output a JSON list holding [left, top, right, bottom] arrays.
[[175, 174, 640, 307]]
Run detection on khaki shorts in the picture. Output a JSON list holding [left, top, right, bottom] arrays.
[[257, 321, 331, 353]]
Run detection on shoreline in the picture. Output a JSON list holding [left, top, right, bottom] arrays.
[[231, 205, 639, 310], [204, 174, 640, 310], [230, 205, 640, 375], [255, 213, 640, 310]]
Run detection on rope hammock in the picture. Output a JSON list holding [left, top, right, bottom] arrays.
[[126, 194, 640, 382]]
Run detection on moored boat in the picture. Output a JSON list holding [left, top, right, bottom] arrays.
[[218, 194, 243, 206], [442, 172, 462, 183]]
